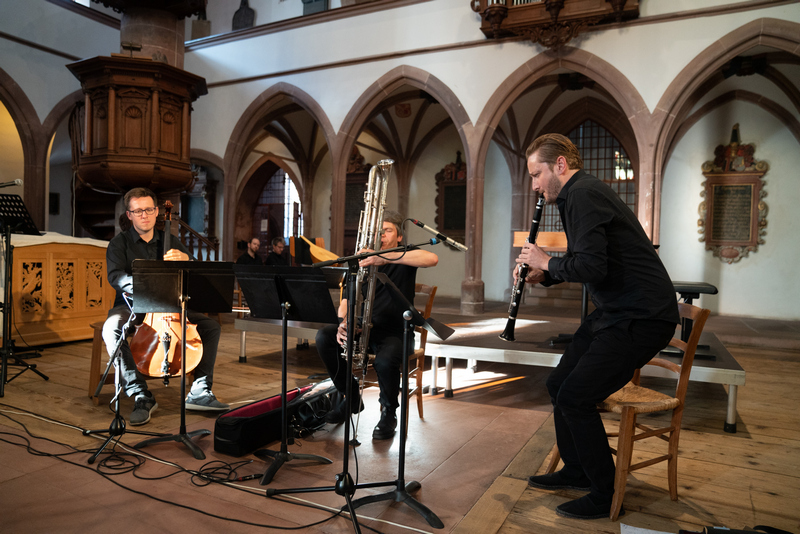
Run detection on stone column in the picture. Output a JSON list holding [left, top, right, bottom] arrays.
[[120, 8, 186, 68]]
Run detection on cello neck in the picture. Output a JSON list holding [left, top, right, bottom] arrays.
[[163, 200, 173, 254]]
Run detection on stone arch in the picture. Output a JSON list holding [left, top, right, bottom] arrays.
[[651, 17, 800, 242], [334, 65, 476, 306], [0, 66, 46, 226], [221, 83, 336, 260], [464, 48, 650, 312]]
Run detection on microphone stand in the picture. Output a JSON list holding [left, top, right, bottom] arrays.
[[266, 241, 443, 531], [83, 296, 161, 463]]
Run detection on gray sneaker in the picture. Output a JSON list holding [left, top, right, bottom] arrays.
[[185, 390, 229, 412], [130, 392, 157, 426]]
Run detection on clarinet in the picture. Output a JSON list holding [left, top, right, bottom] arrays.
[[499, 196, 546, 342]]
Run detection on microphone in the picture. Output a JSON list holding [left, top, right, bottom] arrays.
[[410, 219, 468, 252], [0, 179, 22, 189]]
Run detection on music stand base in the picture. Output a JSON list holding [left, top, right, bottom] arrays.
[[350, 480, 444, 529], [254, 448, 333, 485], [134, 429, 211, 460], [83, 416, 164, 464], [3, 353, 49, 384]]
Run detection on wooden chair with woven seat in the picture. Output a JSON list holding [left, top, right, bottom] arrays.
[[406, 283, 437, 424], [546, 301, 711, 520]]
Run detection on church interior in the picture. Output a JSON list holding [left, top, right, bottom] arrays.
[[1, 1, 799, 532]]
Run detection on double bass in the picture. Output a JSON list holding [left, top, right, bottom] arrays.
[[129, 201, 203, 384]]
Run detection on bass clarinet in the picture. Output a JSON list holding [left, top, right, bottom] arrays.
[[499, 196, 546, 341]]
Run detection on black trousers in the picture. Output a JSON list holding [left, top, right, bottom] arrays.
[[316, 324, 413, 411], [546, 312, 675, 502], [102, 304, 221, 399]]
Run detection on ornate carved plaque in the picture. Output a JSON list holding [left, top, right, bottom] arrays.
[[698, 125, 768, 264]]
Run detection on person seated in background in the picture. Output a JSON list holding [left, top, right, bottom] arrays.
[[236, 237, 263, 265], [265, 237, 288, 266], [315, 211, 438, 440]]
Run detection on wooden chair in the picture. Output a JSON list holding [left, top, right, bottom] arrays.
[[407, 283, 437, 423], [546, 302, 711, 520]]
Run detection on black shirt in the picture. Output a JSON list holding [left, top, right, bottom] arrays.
[[106, 226, 191, 307], [546, 170, 679, 330], [264, 252, 288, 266], [236, 252, 263, 265], [344, 257, 418, 337]]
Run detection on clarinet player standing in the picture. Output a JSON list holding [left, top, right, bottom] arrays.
[[516, 134, 679, 519]]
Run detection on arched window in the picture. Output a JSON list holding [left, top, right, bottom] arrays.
[[252, 169, 303, 254], [542, 119, 636, 232]]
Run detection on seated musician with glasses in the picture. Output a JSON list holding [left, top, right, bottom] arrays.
[[315, 211, 438, 440], [102, 187, 229, 426]]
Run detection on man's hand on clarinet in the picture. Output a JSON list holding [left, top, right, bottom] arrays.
[[517, 242, 551, 272], [512, 264, 545, 285]]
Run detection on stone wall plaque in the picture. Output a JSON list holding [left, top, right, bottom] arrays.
[[698, 125, 768, 264]]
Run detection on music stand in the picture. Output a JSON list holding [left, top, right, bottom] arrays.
[[347, 272, 452, 528], [131, 260, 234, 460], [0, 194, 48, 397], [266, 245, 452, 531], [233, 265, 338, 483]]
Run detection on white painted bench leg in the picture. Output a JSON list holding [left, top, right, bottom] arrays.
[[239, 330, 247, 363], [445, 357, 453, 398], [724, 384, 738, 433]]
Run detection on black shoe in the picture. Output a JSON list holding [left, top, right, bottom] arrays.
[[130, 392, 157, 426], [372, 407, 397, 440], [527, 470, 591, 491], [555, 494, 622, 520], [324, 394, 363, 424]]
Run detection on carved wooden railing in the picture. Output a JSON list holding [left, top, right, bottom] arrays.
[[471, 0, 639, 50], [173, 216, 220, 261]]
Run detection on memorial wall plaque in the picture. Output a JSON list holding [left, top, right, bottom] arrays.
[[698, 124, 768, 264]]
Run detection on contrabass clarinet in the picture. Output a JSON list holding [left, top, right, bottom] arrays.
[[345, 159, 393, 369], [499, 196, 546, 342]]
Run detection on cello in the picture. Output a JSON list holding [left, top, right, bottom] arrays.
[[129, 200, 203, 385]]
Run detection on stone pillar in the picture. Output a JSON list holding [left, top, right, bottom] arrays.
[[120, 8, 186, 68]]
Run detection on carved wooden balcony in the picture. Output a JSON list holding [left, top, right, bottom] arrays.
[[471, 0, 640, 50]]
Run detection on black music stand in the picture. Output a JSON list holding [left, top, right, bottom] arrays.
[[347, 272, 452, 528], [233, 265, 338, 483], [131, 260, 234, 460], [266, 246, 452, 532], [83, 295, 162, 464], [0, 194, 48, 397]]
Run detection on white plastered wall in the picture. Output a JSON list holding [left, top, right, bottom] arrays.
[[660, 100, 800, 319]]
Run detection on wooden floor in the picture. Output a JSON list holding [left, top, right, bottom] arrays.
[[458, 343, 800, 534], [1, 307, 800, 534]]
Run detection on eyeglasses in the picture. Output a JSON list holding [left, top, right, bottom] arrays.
[[127, 207, 157, 217]]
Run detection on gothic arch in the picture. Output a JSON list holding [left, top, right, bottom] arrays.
[[333, 65, 475, 295], [462, 48, 649, 312], [221, 83, 336, 260], [651, 17, 800, 242], [233, 154, 301, 252], [0, 66, 46, 226]]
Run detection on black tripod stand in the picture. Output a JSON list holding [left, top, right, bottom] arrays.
[[130, 260, 234, 460], [234, 266, 338, 484], [266, 245, 452, 532], [0, 194, 48, 397], [83, 296, 161, 463]]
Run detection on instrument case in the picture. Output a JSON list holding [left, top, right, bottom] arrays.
[[213, 380, 335, 456]]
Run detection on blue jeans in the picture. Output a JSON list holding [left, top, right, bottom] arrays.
[[546, 312, 675, 502], [102, 305, 221, 398]]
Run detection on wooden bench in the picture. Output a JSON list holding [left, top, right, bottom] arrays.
[[425, 318, 745, 433]]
